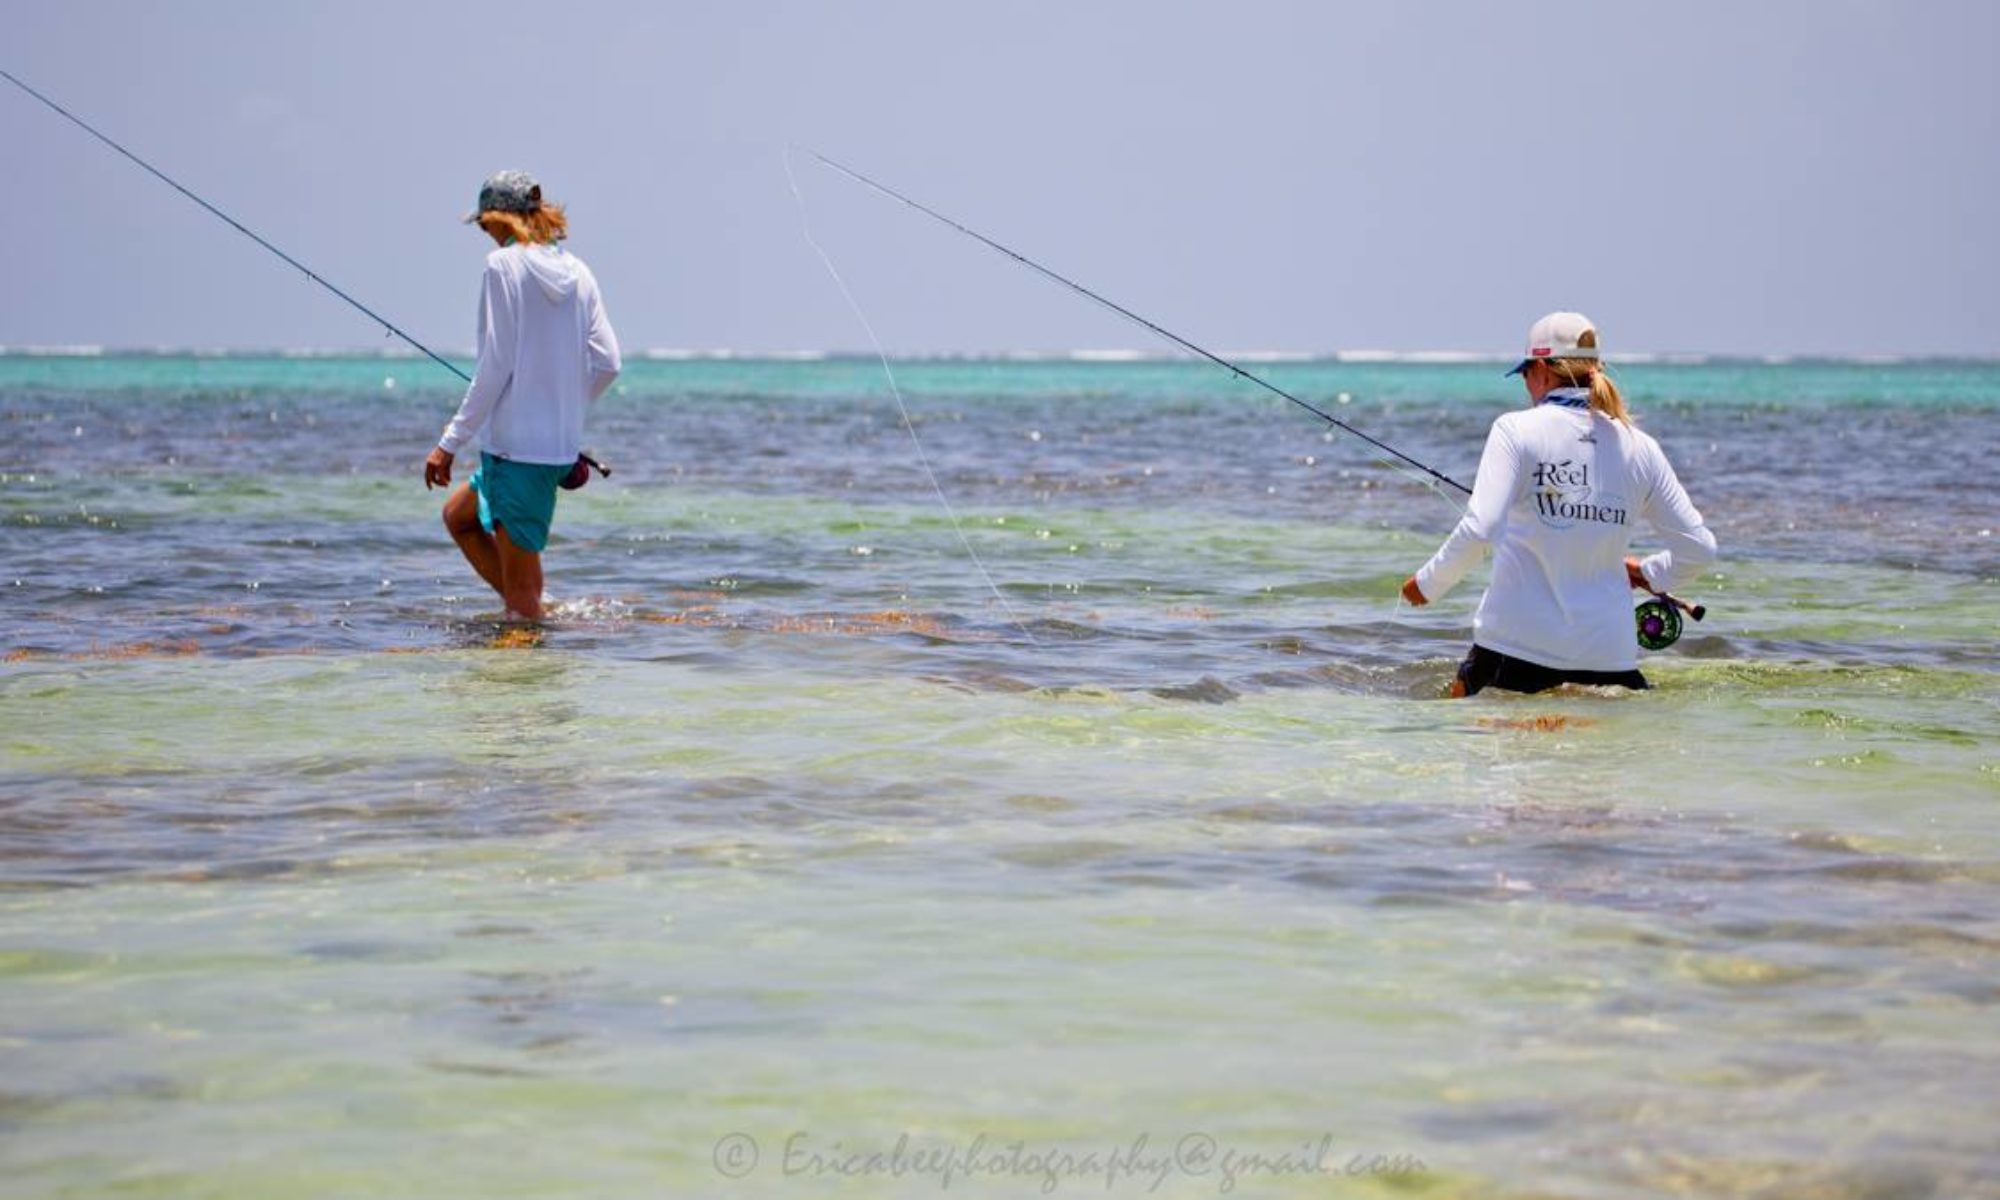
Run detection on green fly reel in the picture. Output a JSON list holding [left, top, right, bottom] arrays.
[[1635, 598, 1683, 650]]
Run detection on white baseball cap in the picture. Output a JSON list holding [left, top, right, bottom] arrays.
[[1506, 311, 1600, 376]]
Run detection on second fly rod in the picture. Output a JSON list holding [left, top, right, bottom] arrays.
[[804, 151, 1716, 643], [804, 149, 1472, 497]]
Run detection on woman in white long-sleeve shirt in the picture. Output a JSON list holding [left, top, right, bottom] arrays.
[[1401, 312, 1715, 697], [423, 170, 621, 620]]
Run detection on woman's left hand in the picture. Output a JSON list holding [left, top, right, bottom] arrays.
[[1401, 576, 1428, 607], [1625, 556, 1648, 590]]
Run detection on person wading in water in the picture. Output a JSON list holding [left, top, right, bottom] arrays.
[[1402, 311, 1716, 696], [424, 170, 621, 621]]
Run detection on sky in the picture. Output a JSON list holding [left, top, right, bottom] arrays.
[[6, 0, 1997, 358]]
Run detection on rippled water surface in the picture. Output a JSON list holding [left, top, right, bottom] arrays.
[[3, 356, 1997, 1198]]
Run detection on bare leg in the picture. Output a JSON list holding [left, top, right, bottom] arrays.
[[494, 524, 545, 621], [442, 483, 504, 597]]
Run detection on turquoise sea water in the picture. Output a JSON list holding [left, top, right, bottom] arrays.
[[3, 354, 1997, 1198]]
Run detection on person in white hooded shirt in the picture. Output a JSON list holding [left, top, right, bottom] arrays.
[[424, 171, 621, 620], [1401, 312, 1716, 697]]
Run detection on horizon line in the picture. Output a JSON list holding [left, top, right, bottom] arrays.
[[4, 345, 1996, 367]]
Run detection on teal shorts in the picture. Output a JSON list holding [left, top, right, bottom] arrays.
[[469, 452, 569, 553]]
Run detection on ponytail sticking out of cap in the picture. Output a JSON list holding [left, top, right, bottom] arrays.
[[1549, 356, 1631, 424]]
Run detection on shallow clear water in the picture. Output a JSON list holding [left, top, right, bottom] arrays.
[[3, 356, 1997, 1197]]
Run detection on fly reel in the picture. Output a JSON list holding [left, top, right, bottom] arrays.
[[1635, 598, 1683, 650]]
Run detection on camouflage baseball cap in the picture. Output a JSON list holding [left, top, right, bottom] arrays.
[[463, 170, 542, 222]]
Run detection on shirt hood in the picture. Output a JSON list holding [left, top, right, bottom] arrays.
[[517, 243, 580, 303]]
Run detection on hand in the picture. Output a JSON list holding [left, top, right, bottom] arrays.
[[1401, 576, 1428, 607], [424, 446, 454, 490], [1625, 556, 1648, 591]]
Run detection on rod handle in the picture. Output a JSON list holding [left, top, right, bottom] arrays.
[[1658, 591, 1705, 622]]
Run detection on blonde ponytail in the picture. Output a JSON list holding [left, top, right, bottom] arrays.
[[1587, 367, 1630, 423], [1550, 358, 1631, 424]]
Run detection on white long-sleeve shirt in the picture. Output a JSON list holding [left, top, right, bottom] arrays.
[[1413, 391, 1717, 672], [438, 242, 621, 465]]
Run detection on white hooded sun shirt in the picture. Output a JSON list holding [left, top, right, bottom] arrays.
[[439, 242, 621, 465], [1413, 389, 1717, 672]]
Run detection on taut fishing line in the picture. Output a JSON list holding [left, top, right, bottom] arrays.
[[2, 67, 470, 385], [799, 148, 1472, 507], [783, 144, 1040, 644]]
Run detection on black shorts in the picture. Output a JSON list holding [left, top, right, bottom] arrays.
[[1454, 644, 1649, 697]]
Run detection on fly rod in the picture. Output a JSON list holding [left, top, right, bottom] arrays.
[[809, 150, 1712, 644], [806, 149, 1473, 496], [2, 67, 470, 385]]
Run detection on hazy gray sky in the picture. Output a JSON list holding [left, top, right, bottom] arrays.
[[7, 1, 1996, 357]]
